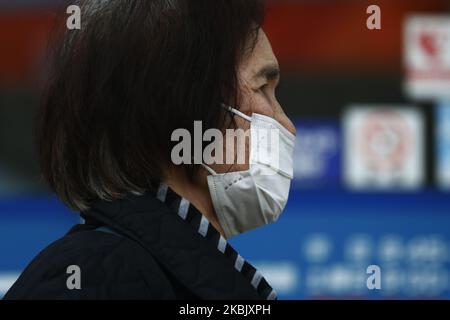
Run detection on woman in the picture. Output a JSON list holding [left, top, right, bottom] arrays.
[[5, 0, 296, 300]]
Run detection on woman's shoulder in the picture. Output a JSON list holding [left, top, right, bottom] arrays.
[[3, 227, 176, 300]]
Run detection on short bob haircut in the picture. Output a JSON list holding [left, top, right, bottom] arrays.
[[39, 0, 266, 211]]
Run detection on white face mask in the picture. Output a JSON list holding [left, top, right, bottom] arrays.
[[203, 106, 296, 239]]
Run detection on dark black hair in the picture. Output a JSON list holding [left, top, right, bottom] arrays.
[[39, 0, 266, 210]]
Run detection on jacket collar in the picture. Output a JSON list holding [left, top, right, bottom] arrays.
[[82, 184, 276, 300]]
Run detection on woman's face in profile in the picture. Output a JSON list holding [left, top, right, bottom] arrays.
[[211, 29, 296, 175]]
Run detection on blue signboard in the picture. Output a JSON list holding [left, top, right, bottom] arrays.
[[292, 120, 341, 189], [231, 189, 450, 299], [1, 191, 450, 299], [0, 195, 78, 296], [437, 101, 450, 190]]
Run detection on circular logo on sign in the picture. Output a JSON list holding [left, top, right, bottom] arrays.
[[359, 110, 412, 173]]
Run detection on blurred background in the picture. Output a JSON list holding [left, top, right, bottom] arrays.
[[1, 0, 450, 299]]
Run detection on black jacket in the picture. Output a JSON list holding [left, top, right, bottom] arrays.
[[4, 186, 276, 300]]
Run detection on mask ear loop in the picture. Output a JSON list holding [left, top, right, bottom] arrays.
[[207, 104, 251, 176], [201, 163, 218, 176], [221, 104, 252, 122]]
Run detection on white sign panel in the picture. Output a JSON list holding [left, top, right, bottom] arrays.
[[404, 15, 450, 100], [344, 106, 424, 190]]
